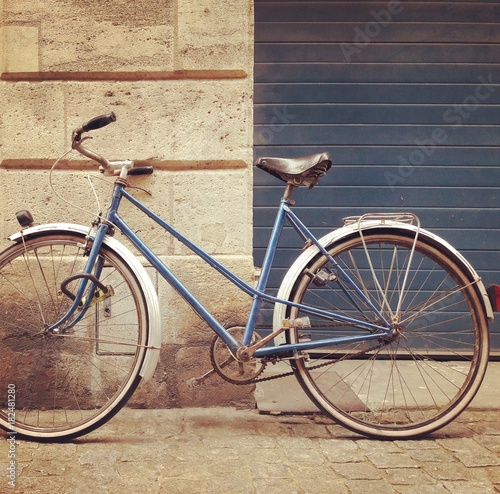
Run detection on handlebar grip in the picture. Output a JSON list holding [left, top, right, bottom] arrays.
[[81, 112, 117, 132], [128, 166, 154, 176]]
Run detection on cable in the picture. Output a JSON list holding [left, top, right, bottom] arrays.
[[49, 150, 107, 222]]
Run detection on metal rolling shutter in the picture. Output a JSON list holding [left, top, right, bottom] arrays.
[[253, 0, 500, 349]]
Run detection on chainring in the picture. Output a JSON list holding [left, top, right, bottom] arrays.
[[209, 326, 266, 385]]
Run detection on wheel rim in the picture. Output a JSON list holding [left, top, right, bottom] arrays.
[[288, 233, 488, 437]]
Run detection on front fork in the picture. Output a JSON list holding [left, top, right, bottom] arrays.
[[47, 223, 110, 333]]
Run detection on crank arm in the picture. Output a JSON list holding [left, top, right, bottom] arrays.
[[187, 356, 234, 387]]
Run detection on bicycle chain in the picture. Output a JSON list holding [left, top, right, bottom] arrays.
[[225, 331, 388, 386]]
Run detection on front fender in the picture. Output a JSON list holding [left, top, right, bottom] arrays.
[[273, 221, 493, 334], [9, 223, 162, 381]]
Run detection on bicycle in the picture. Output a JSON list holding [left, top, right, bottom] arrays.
[[0, 113, 494, 442]]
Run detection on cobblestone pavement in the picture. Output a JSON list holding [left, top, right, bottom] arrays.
[[1, 407, 499, 494]]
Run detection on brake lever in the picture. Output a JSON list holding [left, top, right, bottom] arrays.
[[73, 135, 92, 146]]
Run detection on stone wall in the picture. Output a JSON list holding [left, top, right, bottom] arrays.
[[0, 0, 255, 408]]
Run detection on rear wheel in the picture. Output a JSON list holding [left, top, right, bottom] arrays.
[[286, 231, 489, 438], [0, 233, 148, 441]]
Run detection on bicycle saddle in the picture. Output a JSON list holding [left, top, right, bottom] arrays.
[[255, 152, 332, 188]]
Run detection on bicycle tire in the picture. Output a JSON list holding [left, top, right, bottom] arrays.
[[285, 230, 489, 439], [0, 233, 148, 441]]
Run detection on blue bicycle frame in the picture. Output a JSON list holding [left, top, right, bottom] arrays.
[[52, 178, 393, 359]]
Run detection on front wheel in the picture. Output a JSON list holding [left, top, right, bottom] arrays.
[[0, 233, 149, 441], [285, 231, 489, 439]]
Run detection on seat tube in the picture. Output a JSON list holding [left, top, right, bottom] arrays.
[[243, 199, 289, 344]]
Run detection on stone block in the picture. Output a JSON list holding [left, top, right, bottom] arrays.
[[0, 82, 66, 160], [41, 23, 174, 72], [0, 165, 251, 254], [107, 167, 251, 257], [134, 343, 257, 408], [177, 0, 253, 70], [2, 25, 39, 73], [171, 168, 251, 255], [127, 344, 178, 408]]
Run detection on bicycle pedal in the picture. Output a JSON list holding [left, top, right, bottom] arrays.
[[282, 317, 311, 329], [187, 368, 217, 388]]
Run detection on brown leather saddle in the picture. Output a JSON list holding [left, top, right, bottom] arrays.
[[255, 152, 332, 188]]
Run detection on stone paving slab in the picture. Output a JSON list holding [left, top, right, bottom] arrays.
[[0, 407, 499, 494]]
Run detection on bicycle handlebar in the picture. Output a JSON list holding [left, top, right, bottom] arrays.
[[71, 112, 153, 176]]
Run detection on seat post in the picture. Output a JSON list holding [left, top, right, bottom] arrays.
[[283, 182, 295, 201]]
